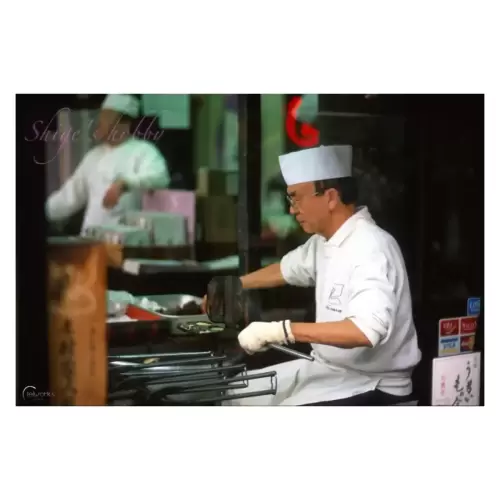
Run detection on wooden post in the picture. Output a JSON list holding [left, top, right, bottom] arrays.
[[237, 94, 262, 276], [47, 238, 107, 405]]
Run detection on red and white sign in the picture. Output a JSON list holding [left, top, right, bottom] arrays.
[[460, 335, 475, 353], [285, 96, 320, 149], [438, 316, 477, 357], [460, 316, 478, 335], [439, 318, 460, 336]]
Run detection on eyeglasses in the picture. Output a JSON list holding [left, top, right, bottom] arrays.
[[286, 191, 322, 208]]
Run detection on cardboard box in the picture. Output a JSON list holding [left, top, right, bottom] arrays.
[[225, 170, 239, 196], [142, 190, 196, 244], [104, 244, 195, 269], [122, 211, 187, 246], [197, 168, 228, 196], [197, 195, 237, 243]]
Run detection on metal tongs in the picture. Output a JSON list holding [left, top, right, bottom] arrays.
[[206, 276, 314, 362]]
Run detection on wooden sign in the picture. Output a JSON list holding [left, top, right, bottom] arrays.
[[47, 238, 107, 405]]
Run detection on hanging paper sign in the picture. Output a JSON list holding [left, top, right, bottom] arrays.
[[432, 352, 481, 406]]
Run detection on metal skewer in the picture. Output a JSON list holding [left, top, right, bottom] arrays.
[[269, 344, 314, 362]]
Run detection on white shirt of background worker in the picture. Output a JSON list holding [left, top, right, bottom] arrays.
[[219, 144, 422, 406], [45, 94, 170, 234]]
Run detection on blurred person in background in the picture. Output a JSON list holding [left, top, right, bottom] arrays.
[[261, 174, 299, 240], [46, 94, 170, 235]]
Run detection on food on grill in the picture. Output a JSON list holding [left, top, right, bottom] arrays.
[[143, 358, 160, 364], [138, 298, 165, 312], [177, 321, 225, 335], [165, 300, 203, 316], [137, 297, 203, 316], [205, 325, 224, 332]]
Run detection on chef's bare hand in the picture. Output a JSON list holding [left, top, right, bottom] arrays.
[[238, 320, 294, 355], [102, 180, 126, 209]]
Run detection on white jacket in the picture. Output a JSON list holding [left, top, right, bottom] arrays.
[[220, 206, 422, 406], [279, 206, 422, 401], [46, 137, 170, 233]]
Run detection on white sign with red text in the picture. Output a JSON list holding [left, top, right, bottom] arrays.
[[432, 352, 481, 406]]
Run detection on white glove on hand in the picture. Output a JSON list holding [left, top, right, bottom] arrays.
[[238, 320, 294, 355]]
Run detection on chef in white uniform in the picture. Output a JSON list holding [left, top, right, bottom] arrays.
[[46, 94, 170, 234], [225, 144, 422, 406]]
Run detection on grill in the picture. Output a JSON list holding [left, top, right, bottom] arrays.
[[108, 350, 277, 406]]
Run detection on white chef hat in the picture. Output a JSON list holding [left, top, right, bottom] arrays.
[[279, 145, 353, 186], [101, 94, 140, 119]]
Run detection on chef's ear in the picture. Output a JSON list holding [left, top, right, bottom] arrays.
[[326, 188, 341, 210]]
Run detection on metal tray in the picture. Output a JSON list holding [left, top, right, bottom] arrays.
[[135, 295, 202, 315], [135, 295, 209, 335]]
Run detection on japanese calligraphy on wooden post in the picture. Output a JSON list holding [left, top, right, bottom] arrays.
[[47, 238, 107, 405], [432, 352, 481, 406]]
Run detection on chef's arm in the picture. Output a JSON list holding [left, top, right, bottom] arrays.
[[240, 263, 287, 289], [240, 235, 317, 289], [291, 253, 397, 349], [119, 148, 170, 190], [274, 236, 317, 287], [290, 320, 373, 348], [46, 162, 88, 221]]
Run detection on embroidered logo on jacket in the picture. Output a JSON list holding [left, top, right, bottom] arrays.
[[326, 284, 344, 312]]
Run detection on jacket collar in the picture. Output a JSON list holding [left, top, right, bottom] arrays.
[[324, 206, 373, 248]]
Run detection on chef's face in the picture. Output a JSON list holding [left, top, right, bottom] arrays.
[[94, 109, 130, 144], [286, 182, 338, 234]]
